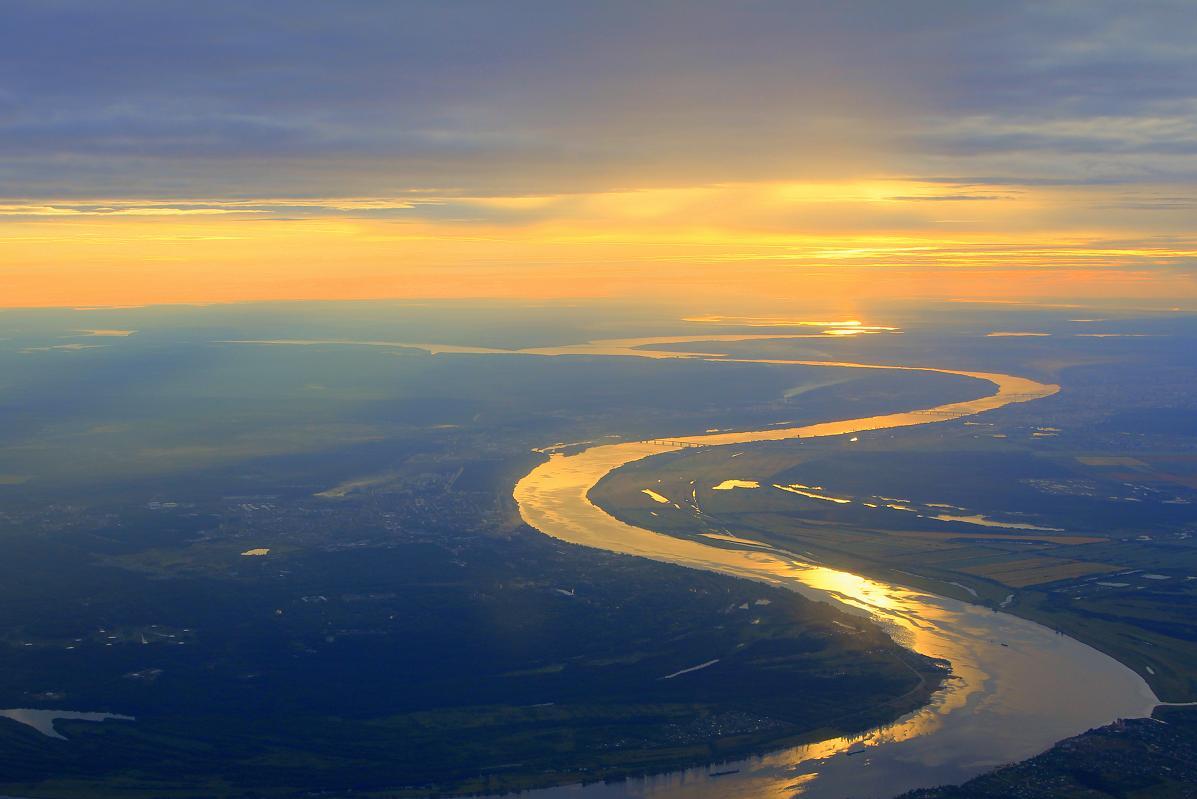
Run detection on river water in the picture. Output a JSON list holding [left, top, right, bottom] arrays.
[[506, 338, 1158, 798], [226, 333, 1161, 797]]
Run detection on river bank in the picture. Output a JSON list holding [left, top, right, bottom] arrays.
[[508, 342, 1157, 798]]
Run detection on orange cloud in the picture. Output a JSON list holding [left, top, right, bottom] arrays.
[[3, 182, 1195, 309]]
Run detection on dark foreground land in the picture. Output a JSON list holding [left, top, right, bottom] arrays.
[[0, 474, 944, 799], [901, 706, 1197, 799]]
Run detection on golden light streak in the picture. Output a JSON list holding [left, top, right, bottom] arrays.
[[2, 180, 1196, 307]]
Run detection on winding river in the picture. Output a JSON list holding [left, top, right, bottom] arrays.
[[231, 333, 1160, 798], [507, 336, 1158, 798]]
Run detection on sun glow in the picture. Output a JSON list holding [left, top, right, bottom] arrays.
[[3, 179, 1196, 308]]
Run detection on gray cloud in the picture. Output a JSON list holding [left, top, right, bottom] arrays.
[[1, 1, 1195, 197]]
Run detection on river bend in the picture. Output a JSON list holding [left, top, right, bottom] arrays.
[[509, 339, 1157, 798]]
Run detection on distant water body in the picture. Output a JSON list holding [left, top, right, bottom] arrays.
[[505, 337, 1157, 799]]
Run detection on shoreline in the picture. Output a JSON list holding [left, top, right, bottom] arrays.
[[508, 341, 1155, 798]]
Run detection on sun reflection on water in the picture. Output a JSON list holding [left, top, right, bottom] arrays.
[[233, 331, 1155, 798], [504, 333, 1123, 797]]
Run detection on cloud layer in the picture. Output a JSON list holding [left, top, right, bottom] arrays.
[[1, 1, 1195, 306], [3, 1, 1191, 196]]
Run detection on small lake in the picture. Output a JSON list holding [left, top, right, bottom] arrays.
[[0, 708, 134, 740]]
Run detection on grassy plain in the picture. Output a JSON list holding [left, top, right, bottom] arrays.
[[592, 418, 1197, 701]]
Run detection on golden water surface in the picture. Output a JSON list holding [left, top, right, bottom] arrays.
[[507, 337, 1157, 798], [228, 333, 1159, 797]]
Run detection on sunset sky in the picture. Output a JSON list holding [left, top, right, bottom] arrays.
[[3, 1, 1196, 308]]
